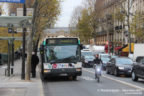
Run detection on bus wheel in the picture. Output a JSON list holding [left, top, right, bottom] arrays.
[[73, 76, 77, 80], [41, 74, 46, 81]]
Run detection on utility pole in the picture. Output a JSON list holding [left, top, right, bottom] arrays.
[[106, 14, 111, 55], [21, 3, 27, 80], [11, 27, 14, 75]]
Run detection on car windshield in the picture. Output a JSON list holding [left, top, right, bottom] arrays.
[[100, 54, 110, 58], [81, 52, 93, 56], [116, 58, 133, 65], [45, 45, 80, 63], [85, 56, 94, 59], [101, 58, 110, 62]]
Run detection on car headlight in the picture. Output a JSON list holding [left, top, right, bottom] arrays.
[[118, 67, 124, 70]]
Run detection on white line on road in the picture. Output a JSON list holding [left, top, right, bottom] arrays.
[[83, 68, 144, 91]]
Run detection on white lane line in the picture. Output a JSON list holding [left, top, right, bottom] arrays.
[[81, 76, 95, 81], [83, 68, 144, 91]]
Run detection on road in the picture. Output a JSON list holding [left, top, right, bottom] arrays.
[[42, 68, 144, 96]]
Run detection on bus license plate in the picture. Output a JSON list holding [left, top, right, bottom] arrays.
[[60, 74, 67, 76]]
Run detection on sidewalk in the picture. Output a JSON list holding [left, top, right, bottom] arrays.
[[0, 59, 44, 96]]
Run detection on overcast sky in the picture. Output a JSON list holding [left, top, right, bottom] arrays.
[[55, 0, 83, 27]]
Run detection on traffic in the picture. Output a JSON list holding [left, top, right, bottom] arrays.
[[40, 36, 144, 83]]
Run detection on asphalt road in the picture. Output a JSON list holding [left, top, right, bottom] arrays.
[[42, 68, 144, 96]]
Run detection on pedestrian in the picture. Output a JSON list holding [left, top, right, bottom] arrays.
[[31, 52, 39, 78]]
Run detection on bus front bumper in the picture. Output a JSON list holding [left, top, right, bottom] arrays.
[[43, 68, 82, 77]]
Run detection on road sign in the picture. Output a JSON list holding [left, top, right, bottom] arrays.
[[0, 0, 25, 3]]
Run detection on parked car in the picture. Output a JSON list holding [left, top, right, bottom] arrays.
[[106, 57, 133, 76], [82, 55, 95, 67], [101, 57, 110, 70], [131, 56, 144, 81], [0, 53, 2, 65]]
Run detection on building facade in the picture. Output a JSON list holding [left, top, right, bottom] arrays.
[[94, 0, 144, 47]]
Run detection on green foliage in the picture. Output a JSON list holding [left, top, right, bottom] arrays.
[[130, 12, 144, 42], [113, 8, 125, 22], [77, 9, 92, 44], [33, 0, 61, 51]]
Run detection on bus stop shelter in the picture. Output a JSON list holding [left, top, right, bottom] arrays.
[[0, 16, 32, 76]]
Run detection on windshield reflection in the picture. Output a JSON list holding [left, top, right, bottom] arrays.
[[45, 45, 80, 63]]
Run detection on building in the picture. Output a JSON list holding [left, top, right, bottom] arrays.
[[94, 0, 144, 53], [44, 27, 74, 38]]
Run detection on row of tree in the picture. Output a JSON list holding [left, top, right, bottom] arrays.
[[70, 0, 144, 44]]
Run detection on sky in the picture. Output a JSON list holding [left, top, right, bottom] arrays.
[[0, 3, 9, 16], [55, 0, 83, 27]]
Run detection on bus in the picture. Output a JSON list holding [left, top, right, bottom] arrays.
[[40, 37, 82, 80]]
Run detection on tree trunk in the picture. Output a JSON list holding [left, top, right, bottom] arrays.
[[25, 0, 38, 81], [34, 34, 40, 56]]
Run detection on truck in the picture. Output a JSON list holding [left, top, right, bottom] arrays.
[[132, 44, 144, 61]]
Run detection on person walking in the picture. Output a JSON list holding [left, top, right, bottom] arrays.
[[31, 52, 39, 78]]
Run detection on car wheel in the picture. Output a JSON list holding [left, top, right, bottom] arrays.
[[106, 68, 110, 74], [73, 76, 77, 80], [132, 71, 138, 81], [114, 69, 119, 76]]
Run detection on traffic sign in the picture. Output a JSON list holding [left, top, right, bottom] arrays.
[[0, 0, 25, 3]]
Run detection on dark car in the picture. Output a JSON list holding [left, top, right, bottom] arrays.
[[82, 55, 95, 67], [101, 57, 110, 70], [0, 53, 2, 65], [106, 57, 133, 76], [131, 56, 144, 81]]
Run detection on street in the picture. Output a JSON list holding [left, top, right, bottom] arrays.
[[42, 68, 144, 96]]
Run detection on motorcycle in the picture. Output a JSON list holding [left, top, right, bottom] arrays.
[[94, 64, 102, 83]]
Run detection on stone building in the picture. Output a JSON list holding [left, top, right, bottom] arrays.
[[94, 0, 144, 46]]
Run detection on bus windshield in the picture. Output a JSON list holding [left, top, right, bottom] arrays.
[[45, 45, 80, 63]]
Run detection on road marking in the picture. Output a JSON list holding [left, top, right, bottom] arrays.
[[83, 68, 144, 91], [81, 76, 95, 81]]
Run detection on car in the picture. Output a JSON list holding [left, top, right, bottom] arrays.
[[81, 51, 93, 57], [0, 53, 2, 65], [111, 55, 118, 59], [101, 57, 110, 70], [106, 57, 133, 76], [131, 56, 144, 81], [82, 55, 95, 67], [99, 53, 111, 58]]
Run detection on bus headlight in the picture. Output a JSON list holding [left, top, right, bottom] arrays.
[[44, 70, 51, 73]]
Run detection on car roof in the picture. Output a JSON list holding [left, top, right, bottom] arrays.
[[114, 57, 131, 59]]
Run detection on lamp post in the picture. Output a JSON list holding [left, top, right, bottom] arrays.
[[21, 3, 27, 80]]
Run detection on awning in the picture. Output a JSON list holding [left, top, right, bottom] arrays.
[[122, 43, 134, 53], [115, 46, 122, 51], [0, 16, 32, 28]]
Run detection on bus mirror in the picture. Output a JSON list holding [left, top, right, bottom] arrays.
[[80, 44, 83, 50]]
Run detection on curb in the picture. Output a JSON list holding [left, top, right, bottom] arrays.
[[37, 67, 45, 96]]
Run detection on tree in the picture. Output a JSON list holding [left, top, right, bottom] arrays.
[[70, 0, 98, 44], [69, 6, 83, 37], [77, 9, 92, 44], [130, 11, 144, 42], [25, 0, 61, 80], [32, 0, 60, 55]]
